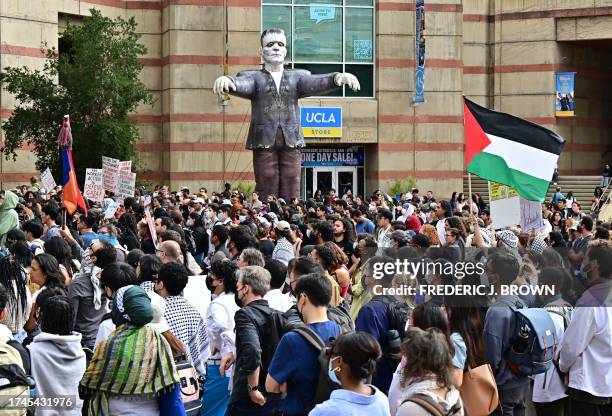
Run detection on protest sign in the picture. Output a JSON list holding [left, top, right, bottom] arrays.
[[145, 208, 158, 247], [83, 168, 104, 202], [118, 160, 132, 172], [104, 201, 120, 219], [489, 181, 520, 230], [117, 171, 136, 200], [520, 197, 543, 234], [40, 168, 57, 191], [102, 156, 120, 193]]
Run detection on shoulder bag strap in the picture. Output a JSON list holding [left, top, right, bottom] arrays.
[[401, 394, 446, 416], [293, 326, 325, 351]]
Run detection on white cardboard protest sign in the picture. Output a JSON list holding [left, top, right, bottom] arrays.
[[40, 168, 57, 191], [489, 181, 521, 230], [104, 201, 120, 219], [83, 168, 104, 202], [118, 160, 132, 172], [102, 156, 120, 193], [117, 171, 136, 200]]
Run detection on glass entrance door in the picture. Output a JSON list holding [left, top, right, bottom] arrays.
[[312, 167, 357, 199], [313, 168, 333, 198], [336, 168, 356, 198]]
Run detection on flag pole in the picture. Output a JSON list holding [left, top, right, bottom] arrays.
[[468, 172, 473, 211]]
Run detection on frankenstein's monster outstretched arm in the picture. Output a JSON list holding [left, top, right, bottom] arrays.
[[298, 72, 361, 98]]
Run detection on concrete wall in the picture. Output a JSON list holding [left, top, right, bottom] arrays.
[[0, 0, 610, 194]]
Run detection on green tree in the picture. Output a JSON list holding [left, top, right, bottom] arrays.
[[0, 9, 153, 182]]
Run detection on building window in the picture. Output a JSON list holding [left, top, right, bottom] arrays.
[[262, 0, 374, 97]]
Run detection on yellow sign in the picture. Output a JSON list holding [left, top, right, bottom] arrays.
[[489, 181, 518, 201]]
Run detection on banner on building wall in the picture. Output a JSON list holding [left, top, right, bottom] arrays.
[[555, 72, 574, 117], [412, 0, 426, 105], [301, 146, 364, 167]]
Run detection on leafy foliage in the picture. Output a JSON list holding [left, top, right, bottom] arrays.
[[386, 177, 417, 196], [0, 9, 153, 182]]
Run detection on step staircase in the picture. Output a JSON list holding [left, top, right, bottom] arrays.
[[462, 175, 602, 213]]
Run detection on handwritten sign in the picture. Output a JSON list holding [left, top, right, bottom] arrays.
[[117, 171, 136, 200], [40, 168, 57, 191], [83, 168, 104, 202], [520, 198, 543, 234], [102, 156, 120, 193], [118, 160, 132, 172], [104, 201, 120, 219]]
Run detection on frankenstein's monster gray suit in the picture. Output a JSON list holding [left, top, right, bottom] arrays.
[[229, 68, 340, 199]]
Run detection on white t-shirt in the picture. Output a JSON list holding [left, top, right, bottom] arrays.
[[264, 289, 294, 313]]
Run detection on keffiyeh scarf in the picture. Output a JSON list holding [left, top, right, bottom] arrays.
[[79, 323, 179, 415]]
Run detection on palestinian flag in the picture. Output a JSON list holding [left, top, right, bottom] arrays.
[[464, 97, 565, 202]]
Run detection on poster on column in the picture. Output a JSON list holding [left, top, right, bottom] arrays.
[[412, 0, 426, 105], [555, 72, 574, 117], [102, 156, 120, 193], [489, 181, 520, 230], [83, 169, 104, 202]]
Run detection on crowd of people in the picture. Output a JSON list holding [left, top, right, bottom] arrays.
[[0, 178, 609, 416]]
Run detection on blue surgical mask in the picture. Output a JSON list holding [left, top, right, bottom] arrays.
[[328, 356, 341, 385], [239, 215, 247, 223]]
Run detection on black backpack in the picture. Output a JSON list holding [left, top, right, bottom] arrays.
[[371, 295, 412, 338], [292, 323, 350, 413], [248, 304, 289, 389]]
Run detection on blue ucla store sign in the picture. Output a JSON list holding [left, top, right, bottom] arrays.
[[300, 107, 342, 138]]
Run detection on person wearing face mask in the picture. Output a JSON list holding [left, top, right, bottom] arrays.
[[203, 260, 239, 416], [265, 273, 342, 415], [67, 240, 116, 350], [93, 262, 139, 348], [560, 243, 612, 416], [309, 332, 389, 416], [222, 266, 285, 416]]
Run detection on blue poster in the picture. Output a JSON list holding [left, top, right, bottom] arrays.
[[555, 72, 574, 117], [412, 0, 426, 105]]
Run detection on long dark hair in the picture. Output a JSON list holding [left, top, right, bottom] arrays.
[[447, 306, 486, 369], [0, 256, 28, 311], [33, 254, 67, 290], [44, 236, 74, 277]]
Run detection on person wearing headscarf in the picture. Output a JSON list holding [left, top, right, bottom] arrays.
[[80, 285, 182, 416], [0, 191, 19, 248]]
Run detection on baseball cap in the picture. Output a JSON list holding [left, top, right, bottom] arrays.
[[194, 197, 205, 204], [275, 220, 290, 232]]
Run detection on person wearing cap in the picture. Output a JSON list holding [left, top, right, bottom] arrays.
[[271, 220, 295, 266], [391, 230, 408, 249], [80, 285, 183, 415], [192, 198, 206, 216]]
